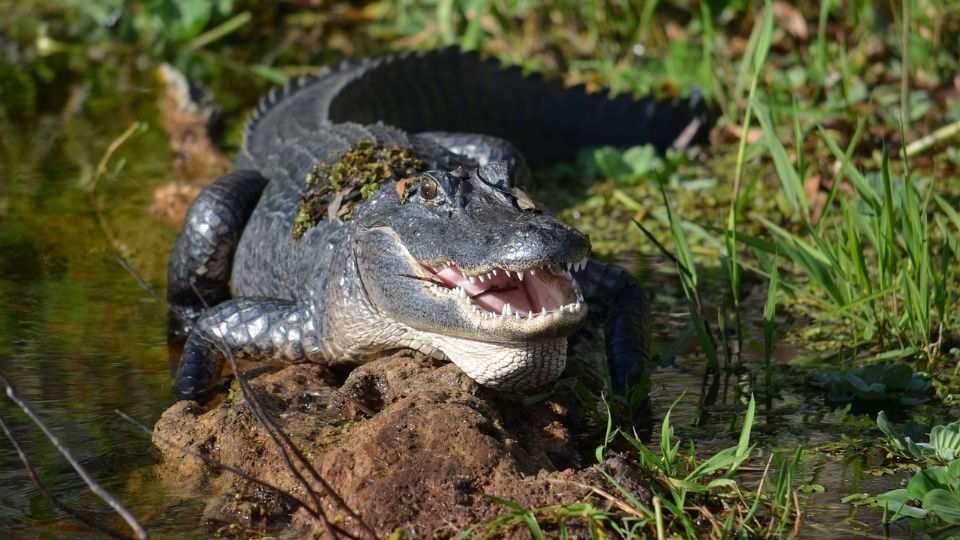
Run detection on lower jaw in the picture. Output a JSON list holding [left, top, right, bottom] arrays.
[[428, 334, 568, 391]]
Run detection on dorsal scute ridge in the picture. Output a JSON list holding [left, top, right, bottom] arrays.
[[242, 47, 486, 147]]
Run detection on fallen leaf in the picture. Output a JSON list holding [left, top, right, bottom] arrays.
[[510, 187, 540, 211], [150, 181, 202, 226], [773, 1, 809, 41], [721, 123, 764, 145]]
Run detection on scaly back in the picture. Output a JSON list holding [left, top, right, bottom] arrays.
[[241, 48, 710, 168]]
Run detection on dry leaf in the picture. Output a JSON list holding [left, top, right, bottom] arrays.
[[723, 124, 764, 145], [327, 188, 351, 222], [510, 187, 539, 211], [773, 1, 809, 41]]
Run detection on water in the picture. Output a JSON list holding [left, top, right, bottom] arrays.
[[0, 70, 202, 537], [0, 67, 936, 538]]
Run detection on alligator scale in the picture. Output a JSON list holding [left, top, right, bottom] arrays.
[[167, 49, 709, 400]]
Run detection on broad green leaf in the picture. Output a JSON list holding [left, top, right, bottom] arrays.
[[922, 489, 960, 524], [876, 489, 928, 521]]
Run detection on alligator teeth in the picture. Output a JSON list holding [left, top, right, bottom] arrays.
[[530, 269, 536, 276], [504, 270, 513, 279], [575, 300, 581, 312], [502, 303, 512, 317], [518, 271, 524, 281], [515, 311, 521, 320], [492, 269, 498, 277], [468, 276, 476, 284], [478, 274, 486, 283], [528, 311, 534, 321]]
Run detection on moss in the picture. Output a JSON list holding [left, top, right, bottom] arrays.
[[292, 141, 426, 239]]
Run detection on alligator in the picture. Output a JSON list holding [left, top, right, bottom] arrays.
[[167, 48, 709, 401]]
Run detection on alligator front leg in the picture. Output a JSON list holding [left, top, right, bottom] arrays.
[[167, 169, 268, 340], [572, 260, 650, 395], [173, 298, 320, 401]]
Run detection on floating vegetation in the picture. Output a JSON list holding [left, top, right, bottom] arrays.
[[292, 141, 425, 239], [861, 413, 960, 525], [812, 363, 933, 409]]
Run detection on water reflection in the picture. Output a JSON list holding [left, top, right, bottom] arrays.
[[0, 79, 198, 535]]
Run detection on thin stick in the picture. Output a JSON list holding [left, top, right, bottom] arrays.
[[905, 119, 960, 158], [113, 252, 337, 532], [111, 251, 375, 538], [187, 281, 377, 540], [788, 489, 802, 539], [0, 370, 149, 540], [114, 410, 362, 539], [220, 347, 378, 539], [0, 412, 136, 540], [90, 122, 144, 254], [335, 389, 377, 418], [184, 293, 334, 539]]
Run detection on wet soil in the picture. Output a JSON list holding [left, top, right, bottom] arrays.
[[153, 351, 649, 538]]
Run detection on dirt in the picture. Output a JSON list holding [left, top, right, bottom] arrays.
[[153, 351, 652, 538]]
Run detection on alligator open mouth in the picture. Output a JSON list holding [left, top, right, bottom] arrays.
[[417, 259, 586, 321]]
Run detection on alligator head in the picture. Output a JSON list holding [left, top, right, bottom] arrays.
[[352, 161, 591, 390]]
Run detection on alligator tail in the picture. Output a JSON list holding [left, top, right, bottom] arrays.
[[244, 48, 711, 167]]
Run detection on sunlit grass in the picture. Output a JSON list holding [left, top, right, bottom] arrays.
[[460, 395, 801, 539]]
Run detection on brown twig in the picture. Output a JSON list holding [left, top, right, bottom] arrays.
[[789, 490, 802, 539], [0, 370, 149, 539], [89, 122, 144, 255], [187, 280, 378, 540], [334, 389, 377, 418], [471, 285, 519, 298], [220, 349, 377, 539], [398, 273, 453, 288], [0, 412, 136, 540], [184, 284, 337, 539], [113, 410, 362, 540], [111, 251, 369, 538]]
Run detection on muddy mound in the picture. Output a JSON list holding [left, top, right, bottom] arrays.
[[153, 352, 650, 537]]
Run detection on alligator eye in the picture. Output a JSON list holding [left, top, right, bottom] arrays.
[[419, 177, 438, 200]]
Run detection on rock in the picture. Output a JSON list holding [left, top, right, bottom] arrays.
[[153, 352, 652, 538]]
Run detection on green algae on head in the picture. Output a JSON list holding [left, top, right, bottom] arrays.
[[292, 141, 426, 239]]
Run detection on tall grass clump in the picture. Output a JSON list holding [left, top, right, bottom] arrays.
[[741, 105, 959, 368]]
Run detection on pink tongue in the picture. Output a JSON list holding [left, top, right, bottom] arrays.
[[434, 267, 533, 314]]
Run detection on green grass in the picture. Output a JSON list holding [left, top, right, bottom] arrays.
[[460, 394, 802, 539]]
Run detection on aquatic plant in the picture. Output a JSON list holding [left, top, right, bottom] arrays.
[[869, 413, 960, 525], [811, 363, 933, 407]]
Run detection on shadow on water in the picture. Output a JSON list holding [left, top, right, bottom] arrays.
[[0, 67, 949, 539]]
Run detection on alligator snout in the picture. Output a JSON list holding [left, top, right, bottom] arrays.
[[482, 215, 590, 271]]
